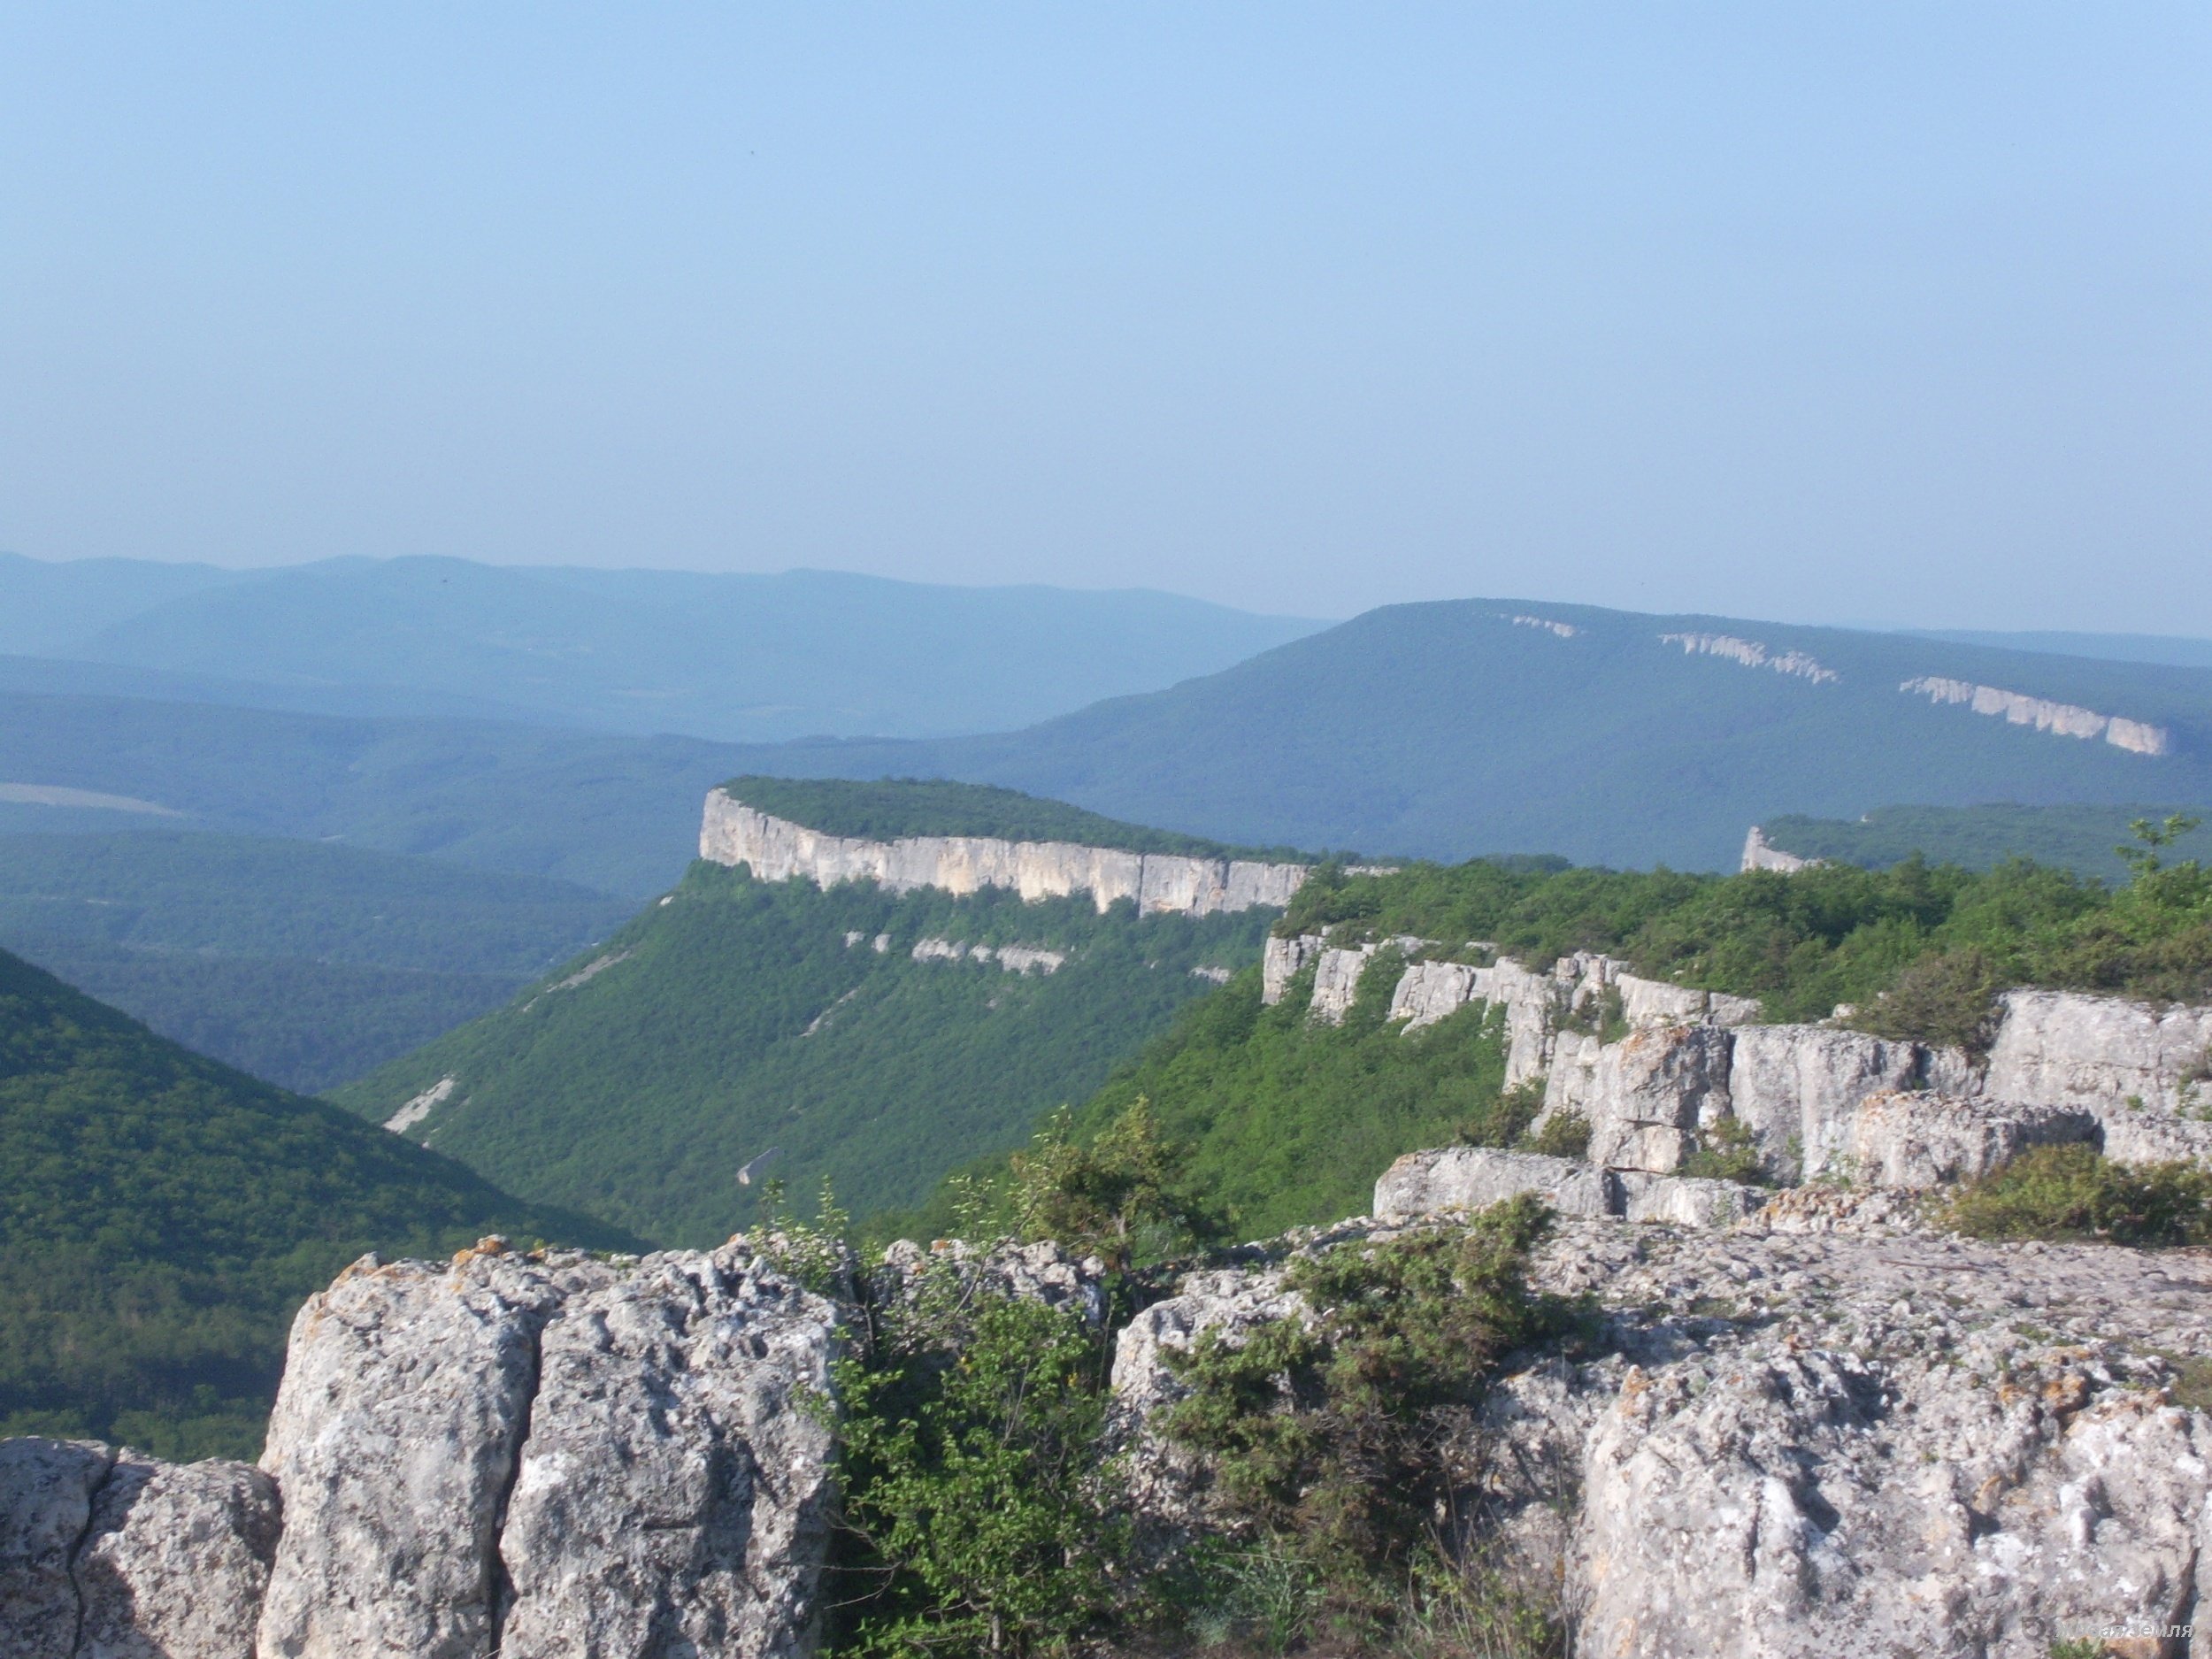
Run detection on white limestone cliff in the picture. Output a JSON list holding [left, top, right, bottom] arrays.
[[1740, 824, 1817, 873], [1901, 674, 2174, 757], [700, 791, 1307, 918]]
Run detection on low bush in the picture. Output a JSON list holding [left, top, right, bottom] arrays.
[[1160, 1197, 1568, 1626], [1518, 1110, 1590, 1161], [1941, 1146, 2212, 1248], [1678, 1117, 1771, 1186]]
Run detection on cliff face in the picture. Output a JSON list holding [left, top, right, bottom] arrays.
[[1266, 935, 2212, 1187], [699, 791, 1308, 917]]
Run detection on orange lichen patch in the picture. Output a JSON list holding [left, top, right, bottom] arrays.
[[2041, 1372, 2092, 1415]]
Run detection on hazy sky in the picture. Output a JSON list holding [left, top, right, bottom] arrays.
[[4, 5, 2206, 629]]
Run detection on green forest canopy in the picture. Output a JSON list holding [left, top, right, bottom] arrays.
[[0, 946, 635, 1460], [721, 775, 1304, 861]]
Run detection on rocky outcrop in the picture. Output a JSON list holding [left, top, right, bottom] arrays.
[[1376, 1146, 1765, 1228], [1548, 1024, 1736, 1172], [77, 1454, 280, 1659], [0, 1238, 827, 1659], [1901, 674, 2174, 757], [1986, 988, 2212, 1118], [0, 1437, 277, 1659], [1111, 1209, 2212, 1658], [1375, 1148, 1618, 1220], [1740, 825, 1817, 873], [700, 792, 1307, 917], [1660, 632, 1839, 685], [1725, 1024, 1972, 1181], [1845, 1091, 2099, 1188], [909, 937, 1066, 974]]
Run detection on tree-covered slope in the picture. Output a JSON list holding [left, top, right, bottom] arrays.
[[1756, 803, 2212, 883], [331, 861, 1272, 1245], [0, 948, 635, 1460], [910, 841, 2212, 1245], [0, 829, 631, 1091]]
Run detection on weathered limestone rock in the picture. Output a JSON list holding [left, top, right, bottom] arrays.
[[1375, 1148, 1763, 1231], [255, 1239, 842, 1659], [0, 1436, 112, 1657], [1375, 1148, 1614, 1220], [700, 793, 1308, 918], [2099, 1108, 2212, 1169], [1260, 933, 1325, 1003], [1301, 937, 1425, 1024], [1542, 1220, 2212, 1657], [256, 1245, 575, 1659], [1580, 1025, 1734, 1173], [1387, 958, 1491, 1027], [73, 1453, 279, 1659], [1740, 825, 1817, 873], [1112, 1210, 2212, 1659], [1613, 1171, 1765, 1228], [495, 1247, 840, 1659], [1724, 1025, 1937, 1180], [1985, 988, 2212, 1118], [1846, 1091, 2100, 1189]]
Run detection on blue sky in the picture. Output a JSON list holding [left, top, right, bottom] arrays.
[[3, 4, 2205, 629]]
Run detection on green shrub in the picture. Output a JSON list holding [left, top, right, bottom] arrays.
[[1941, 1146, 2212, 1247], [826, 1280, 1125, 1657], [1852, 948, 2005, 1056], [1518, 1110, 1590, 1161], [1678, 1117, 1770, 1186], [1161, 1197, 1563, 1606]]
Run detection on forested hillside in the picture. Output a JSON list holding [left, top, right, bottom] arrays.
[[333, 860, 1271, 1243], [0, 830, 629, 1090], [1757, 803, 2212, 882], [0, 948, 634, 1459]]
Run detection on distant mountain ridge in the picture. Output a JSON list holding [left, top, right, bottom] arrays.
[[731, 598, 2212, 869], [7, 593, 2212, 891], [0, 552, 1324, 742]]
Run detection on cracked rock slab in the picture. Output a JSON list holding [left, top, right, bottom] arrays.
[[495, 1245, 839, 1659], [0, 1437, 111, 1659], [74, 1453, 279, 1659]]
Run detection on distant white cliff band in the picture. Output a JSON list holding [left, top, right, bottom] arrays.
[[1899, 676, 2171, 757], [1659, 633, 1839, 685], [1502, 613, 1580, 639], [699, 791, 1310, 916]]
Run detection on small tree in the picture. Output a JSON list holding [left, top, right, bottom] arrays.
[[1007, 1099, 1211, 1266]]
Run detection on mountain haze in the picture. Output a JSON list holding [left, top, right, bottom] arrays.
[[748, 600, 2212, 868], [1, 553, 1324, 742]]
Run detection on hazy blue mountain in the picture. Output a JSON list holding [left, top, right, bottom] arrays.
[[755, 599, 2212, 870], [0, 551, 252, 656], [0, 688, 749, 895], [10, 553, 1323, 741], [9, 598, 2212, 895], [1909, 629, 2212, 672]]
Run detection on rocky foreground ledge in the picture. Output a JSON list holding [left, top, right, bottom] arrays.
[[7, 1194, 2212, 1656]]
